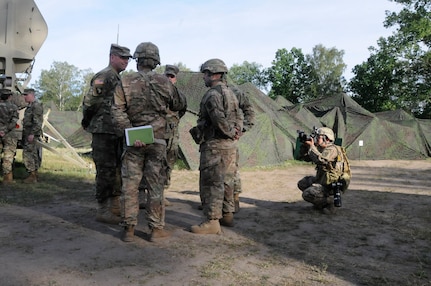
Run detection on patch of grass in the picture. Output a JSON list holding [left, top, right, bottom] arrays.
[[0, 149, 95, 206]]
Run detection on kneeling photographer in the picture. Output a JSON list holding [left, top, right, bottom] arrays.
[[297, 127, 350, 214]]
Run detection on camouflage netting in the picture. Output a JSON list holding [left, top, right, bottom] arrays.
[[42, 103, 91, 150], [41, 71, 431, 170]]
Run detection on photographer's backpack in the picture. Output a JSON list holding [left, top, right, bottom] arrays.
[[336, 145, 351, 192]]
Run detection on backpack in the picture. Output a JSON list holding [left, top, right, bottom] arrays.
[[336, 146, 351, 192]]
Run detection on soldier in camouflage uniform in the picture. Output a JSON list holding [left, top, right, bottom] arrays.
[[22, 88, 43, 184], [297, 127, 344, 214], [82, 44, 132, 224], [230, 85, 254, 213], [189, 59, 243, 234], [163, 65, 187, 200], [197, 85, 255, 213], [0, 89, 19, 184], [111, 42, 186, 242]]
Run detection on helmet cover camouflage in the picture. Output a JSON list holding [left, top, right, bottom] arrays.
[[317, 127, 335, 142], [133, 42, 160, 64], [200, 58, 228, 74]]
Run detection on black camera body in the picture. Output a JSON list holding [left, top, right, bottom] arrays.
[[331, 181, 343, 207], [297, 126, 318, 143], [297, 130, 312, 143]]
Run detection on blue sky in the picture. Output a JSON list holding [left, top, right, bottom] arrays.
[[30, 0, 401, 84]]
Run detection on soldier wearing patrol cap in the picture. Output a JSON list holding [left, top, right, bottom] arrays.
[[22, 88, 43, 184], [163, 65, 186, 203], [0, 89, 19, 184], [82, 43, 132, 225], [164, 65, 179, 78]]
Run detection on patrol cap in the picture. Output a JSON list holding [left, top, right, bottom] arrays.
[[0, 88, 12, 99], [110, 44, 132, 58], [23, 88, 35, 95], [0, 88, 12, 96], [164, 65, 179, 77]]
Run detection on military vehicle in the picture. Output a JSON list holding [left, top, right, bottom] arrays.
[[0, 0, 48, 146]]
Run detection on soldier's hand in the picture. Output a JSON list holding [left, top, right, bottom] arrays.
[[133, 140, 146, 148], [234, 126, 242, 140], [28, 134, 35, 143]]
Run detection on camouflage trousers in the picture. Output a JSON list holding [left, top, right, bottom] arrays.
[[165, 131, 180, 188], [91, 134, 122, 203], [199, 147, 236, 220], [233, 146, 241, 195], [297, 175, 328, 208], [0, 133, 17, 175], [22, 135, 42, 173], [120, 143, 167, 229]]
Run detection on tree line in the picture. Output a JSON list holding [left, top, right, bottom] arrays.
[[33, 0, 430, 119]]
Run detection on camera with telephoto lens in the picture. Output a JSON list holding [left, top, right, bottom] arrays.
[[331, 181, 343, 207], [297, 126, 318, 143]]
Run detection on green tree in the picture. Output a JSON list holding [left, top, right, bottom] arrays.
[[228, 61, 267, 91], [34, 61, 90, 111], [350, 0, 431, 118], [307, 44, 347, 99], [267, 47, 312, 103], [349, 38, 401, 112]]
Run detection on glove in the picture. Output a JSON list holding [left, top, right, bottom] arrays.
[[189, 126, 203, 145]]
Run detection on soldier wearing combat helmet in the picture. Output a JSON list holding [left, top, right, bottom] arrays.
[[0, 89, 19, 184], [112, 42, 186, 242], [189, 58, 243, 234], [297, 127, 350, 214]]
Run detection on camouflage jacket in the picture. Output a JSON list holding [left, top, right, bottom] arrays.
[[112, 70, 187, 140], [197, 82, 243, 150], [164, 88, 187, 139], [230, 85, 255, 132], [82, 65, 124, 135], [308, 143, 343, 187], [0, 100, 19, 135], [23, 100, 43, 136]]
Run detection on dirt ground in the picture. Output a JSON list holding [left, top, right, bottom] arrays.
[[0, 159, 430, 286]]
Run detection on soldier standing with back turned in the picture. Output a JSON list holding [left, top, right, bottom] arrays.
[[82, 43, 132, 224], [112, 42, 186, 242]]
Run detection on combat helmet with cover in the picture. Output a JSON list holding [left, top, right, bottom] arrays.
[[133, 42, 160, 65], [316, 127, 335, 142], [200, 58, 228, 74]]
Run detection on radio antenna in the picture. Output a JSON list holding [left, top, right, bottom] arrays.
[[116, 24, 120, 44]]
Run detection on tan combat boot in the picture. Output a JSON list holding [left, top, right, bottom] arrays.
[[109, 196, 121, 216], [96, 202, 122, 225], [2, 172, 14, 184], [121, 226, 135, 242], [23, 171, 38, 184], [219, 212, 234, 227], [150, 228, 171, 242], [191, 219, 222, 234], [234, 193, 240, 213]]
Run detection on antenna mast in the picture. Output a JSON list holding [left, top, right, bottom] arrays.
[[116, 24, 119, 44]]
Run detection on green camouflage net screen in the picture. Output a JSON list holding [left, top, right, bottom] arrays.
[[41, 71, 431, 170]]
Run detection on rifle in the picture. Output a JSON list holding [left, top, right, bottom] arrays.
[[186, 109, 199, 116]]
